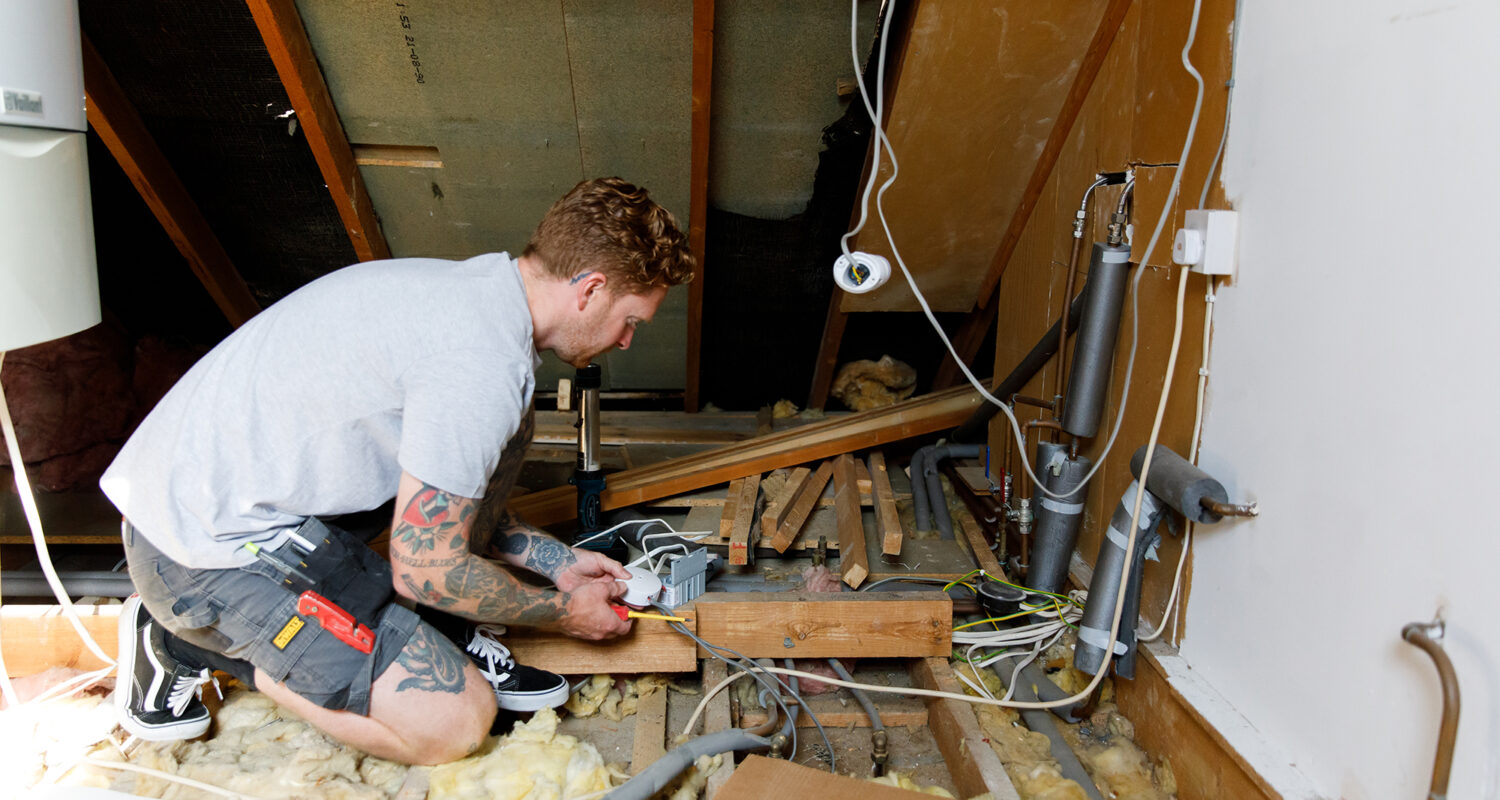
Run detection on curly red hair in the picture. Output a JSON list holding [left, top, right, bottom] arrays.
[[524, 178, 695, 293]]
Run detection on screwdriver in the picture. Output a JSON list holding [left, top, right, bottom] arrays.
[[611, 605, 687, 623]]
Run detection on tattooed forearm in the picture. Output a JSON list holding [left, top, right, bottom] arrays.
[[400, 573, 457, 608], [443, 557, 567, 626], [487, 512, 578, 580]]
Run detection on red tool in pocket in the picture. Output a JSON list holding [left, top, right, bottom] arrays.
[[297, 590, 375, 654]]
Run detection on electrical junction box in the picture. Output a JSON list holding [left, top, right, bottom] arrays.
[[1173, 209, 1239, 277], [659, 547, 711, 609]]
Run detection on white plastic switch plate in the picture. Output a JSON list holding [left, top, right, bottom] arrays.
[[1181, 209, 1239, 277]]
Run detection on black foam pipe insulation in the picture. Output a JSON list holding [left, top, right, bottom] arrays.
[[1027, 447, 1092, 596], [950, 283, 1091, 444], [1061, 242, 1132, 439], [1074, 479, 1166, 677], [1128, 444, 1230, 523]]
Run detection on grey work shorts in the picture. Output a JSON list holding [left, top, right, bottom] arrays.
[[123, 519, 420, 716]]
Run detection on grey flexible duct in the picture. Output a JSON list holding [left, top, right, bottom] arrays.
[[603, 729, 772, 800], [910, 445, 933, 531], [912, 444, 985, 538]]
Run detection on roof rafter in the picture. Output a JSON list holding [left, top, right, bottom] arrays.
[[247, 0, 391, 263], [82, 35, 261, 328]]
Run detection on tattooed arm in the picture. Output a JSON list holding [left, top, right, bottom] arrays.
[[486, 511, 631, 591], [387, 471, 631, 639]]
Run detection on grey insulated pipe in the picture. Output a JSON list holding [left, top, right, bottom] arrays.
[[1073, 479, 1166, 677], [991, 650, 1103, 799], [604, 729, 772, 800], [1061, 242, 1132, 439], [1027, 447, 1092, 596], [0, 570, 136, 598], [912, 444, 985, 539]]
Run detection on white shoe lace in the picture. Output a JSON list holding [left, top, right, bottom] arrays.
[[466, 625, 516, 682], [167, 668, 219, 716]]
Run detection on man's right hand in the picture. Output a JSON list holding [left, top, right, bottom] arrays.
[[557, 580, 632, 640]]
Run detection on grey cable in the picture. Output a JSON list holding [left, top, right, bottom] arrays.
[[827, 659, 884, 732], [655, 602, 836, 773]]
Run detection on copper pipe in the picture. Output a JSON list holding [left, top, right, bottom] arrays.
[[1403, 622, 1460, 800], [1054, 235, 1086, 414], [1200, 497, 1259, 518], [1012, 394, 1056, 411], [1024, 418, 1064, 433]]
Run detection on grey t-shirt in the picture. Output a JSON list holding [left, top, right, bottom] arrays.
[[101, 253, 540, 569]]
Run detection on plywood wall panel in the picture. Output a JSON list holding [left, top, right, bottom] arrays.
[[843, 0, 1111, 313]]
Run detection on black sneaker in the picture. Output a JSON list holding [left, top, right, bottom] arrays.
[[463, 624, 570, 712], [115, 595, 215, 741]]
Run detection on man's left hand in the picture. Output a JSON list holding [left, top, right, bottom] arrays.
[[554, 548, 631, 593]]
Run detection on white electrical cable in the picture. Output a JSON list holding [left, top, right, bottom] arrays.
[[1140, 276, 1216, 643], [838, 0, 1207, 706], [0, 352, 117, 670], [842, 1, 1129, 502]]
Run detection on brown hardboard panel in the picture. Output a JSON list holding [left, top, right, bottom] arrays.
[[843, 0, 1112, 313]]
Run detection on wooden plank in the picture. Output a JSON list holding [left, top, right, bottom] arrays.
[[1112, 643, 1279, 800], [684, 0, 714, 412], [0, 603, 121, 676], [511, 385, 983, 527], [910, 657, 1023, 800], [869, 452, 904, 557], [761, 466, 812, 536], [855, 459, 873, 494], [702, 658, 736, 798], [351, 144, 443, 169], [81, 37, 261, 329], [957, 510, 1004, 576], [630, 682, 669, 775], [502, 613, 699, 674], [806, 296, 849, 411], [832, 455, 869, 588], [246, 0, 391, 262], [689, 592, 949, 658], [726, 475, 761, 566], [719, 477, 744, 546], [975, 0, 1135, 307], [770, 461, 833, 553]]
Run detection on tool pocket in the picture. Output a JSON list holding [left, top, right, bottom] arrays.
[[288, 518, 394, 629]]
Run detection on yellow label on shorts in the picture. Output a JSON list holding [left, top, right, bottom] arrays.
[[273, 616, 304, 650]]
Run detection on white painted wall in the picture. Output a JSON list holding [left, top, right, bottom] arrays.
[[1198, 0, 1500, 797]]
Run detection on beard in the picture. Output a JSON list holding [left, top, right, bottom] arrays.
[[549, 315, 605, 368]]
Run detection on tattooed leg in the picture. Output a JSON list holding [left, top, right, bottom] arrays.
[[394, 624, 468, 695]]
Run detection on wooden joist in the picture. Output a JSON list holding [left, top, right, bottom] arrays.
[[82, 37, 261, 328], [0, 603, 121, 676], [769, 461, 832, 553], [702, 658, 735, 798], [691, 592, 950, 659], [630, 684, 669, 775], [724, 474, 760, 566], [910, 657, 1023, 800], [869, 451, 905, 557], [832, 454, 868, 588], [511, 384, 983, 527], [247, 0, 390, 262], [760, 465, 811, 537], [503, 613, 700, 674]]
